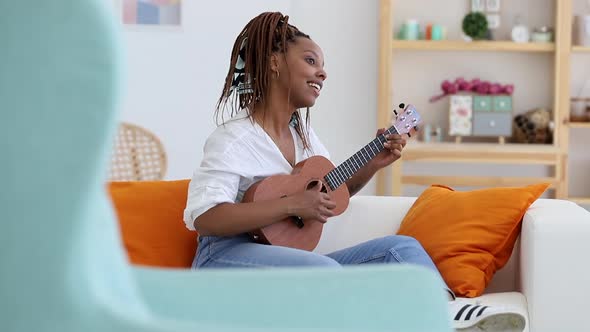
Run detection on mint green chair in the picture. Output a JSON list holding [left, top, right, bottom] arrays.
[[0, 1, 451, 331]]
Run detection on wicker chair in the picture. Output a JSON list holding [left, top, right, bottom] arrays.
[[109, 122, 167, 181]]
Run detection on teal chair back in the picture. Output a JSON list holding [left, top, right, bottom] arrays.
[[0, 1, 452, 331], [0, 0, 154, 330]]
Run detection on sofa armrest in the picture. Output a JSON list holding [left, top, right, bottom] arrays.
[[315, 195, 416, 254], [520, 199, 590, 332]]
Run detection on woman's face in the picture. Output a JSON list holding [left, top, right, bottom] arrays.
[[277, 37, 327, 108]]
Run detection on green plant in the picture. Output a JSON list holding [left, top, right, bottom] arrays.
[[462, 12, 488, 40]]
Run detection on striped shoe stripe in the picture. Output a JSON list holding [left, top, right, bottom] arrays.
[[454, 304, 472, 321], [476, 306, 489, 317], [465, 305, 481, 320]]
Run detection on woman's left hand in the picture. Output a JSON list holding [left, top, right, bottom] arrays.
[[371, 129, 406, 170]]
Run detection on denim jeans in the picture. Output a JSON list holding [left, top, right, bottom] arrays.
[[193, 233, 454, 298]]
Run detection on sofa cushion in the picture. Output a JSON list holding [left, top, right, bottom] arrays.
[[397, 183, 548, 297], [108, 179, 197, 268]]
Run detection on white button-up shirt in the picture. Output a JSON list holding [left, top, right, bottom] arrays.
[[183, 110, 330, 230]]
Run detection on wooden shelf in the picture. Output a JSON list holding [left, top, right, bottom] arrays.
[[392, 40, 555, 53], [402, 142, 561, 165], [401, 175, 558, 188], [569, 122, 590, 128], [377, 0, 572, 198], [569, 197, 590, 205], [572, 46, 590, 53]]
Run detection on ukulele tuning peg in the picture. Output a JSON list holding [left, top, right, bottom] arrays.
[[398, 103, 405, 110], [407, 132, 411, 138], [414, 126, 419, 131], [393, 109, 398, 116]]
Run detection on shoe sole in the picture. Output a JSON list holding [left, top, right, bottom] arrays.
[[455, 312, 526, 332]]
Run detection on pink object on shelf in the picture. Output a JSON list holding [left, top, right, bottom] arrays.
[[430, 77, 515, 103], [502, 84, 515, 94]]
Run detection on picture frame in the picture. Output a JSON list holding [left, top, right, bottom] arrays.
[[485, 0, 501, 12], [471, 0, 485, 12], [486, 14, 500, 29]]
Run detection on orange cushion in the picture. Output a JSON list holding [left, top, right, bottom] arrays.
[[108, 179, 197, 268], [397, 183, 549, 297]]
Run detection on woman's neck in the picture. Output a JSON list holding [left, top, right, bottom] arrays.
[[252, 98, 295, 138]]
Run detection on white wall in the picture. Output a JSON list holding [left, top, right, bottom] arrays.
[[116, 0, 290, 182], [115, 0, 380, 194], [114, 0, 590, 200], [289, 0, 379, 194]]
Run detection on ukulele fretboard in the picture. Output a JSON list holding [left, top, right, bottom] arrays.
[[323, 125, 400, 191]]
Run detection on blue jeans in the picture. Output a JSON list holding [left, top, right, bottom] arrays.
[[193, 233, 453, 298]]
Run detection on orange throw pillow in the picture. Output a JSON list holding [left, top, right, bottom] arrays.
[[108, 179, 197, 268], [397, 183, 549, 297]]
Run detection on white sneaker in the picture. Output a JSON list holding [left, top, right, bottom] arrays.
[[448, 300, 526, 332]]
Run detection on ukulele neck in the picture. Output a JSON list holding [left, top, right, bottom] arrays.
[[323, 125, 400, 191]]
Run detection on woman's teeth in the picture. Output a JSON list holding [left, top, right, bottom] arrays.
[[308, 82, 321, 91]]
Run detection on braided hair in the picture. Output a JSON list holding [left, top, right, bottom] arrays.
[[215, 12, 312, 150]]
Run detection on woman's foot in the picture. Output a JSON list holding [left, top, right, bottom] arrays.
[[449, 299, 526, 331]]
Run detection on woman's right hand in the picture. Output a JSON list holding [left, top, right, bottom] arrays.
[[286, 182, 336, 223]]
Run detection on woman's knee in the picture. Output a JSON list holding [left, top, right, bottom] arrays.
[[383, 235, 429, 256], [300, 254, 341, 267], [390, 235, 424, 249], [385, 235, 435, 263]]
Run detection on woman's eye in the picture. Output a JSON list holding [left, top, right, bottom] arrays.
[[306, 57, 315, 65]]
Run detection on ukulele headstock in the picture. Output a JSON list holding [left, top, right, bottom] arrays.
[[391, 103, 421, 137]]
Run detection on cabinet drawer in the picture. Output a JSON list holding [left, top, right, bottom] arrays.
[[473, 96, 492, 112], [493, 96, 512, 112], [473, 112, 512, 136]]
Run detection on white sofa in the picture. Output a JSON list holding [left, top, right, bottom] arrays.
[[315, 196, 590, 332]]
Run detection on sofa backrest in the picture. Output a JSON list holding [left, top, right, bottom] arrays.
[[108, 182, 520, 294]]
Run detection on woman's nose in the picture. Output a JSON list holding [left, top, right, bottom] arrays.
[[317, 69, 327, 81]]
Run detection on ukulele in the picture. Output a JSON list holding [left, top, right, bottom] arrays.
[[243, 104, 421, 251]]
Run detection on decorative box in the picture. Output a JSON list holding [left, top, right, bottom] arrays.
[[449, 95, 473, 136], [449, 94, 513, 139]]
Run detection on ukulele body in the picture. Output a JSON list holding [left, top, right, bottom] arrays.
[[243, 155, 350, 251], [242, 103, 421, 251]]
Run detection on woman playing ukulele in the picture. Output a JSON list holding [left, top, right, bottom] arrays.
[[183, 12, 524, 331]]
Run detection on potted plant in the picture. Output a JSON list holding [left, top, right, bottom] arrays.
[[462, 12, 489, 40]]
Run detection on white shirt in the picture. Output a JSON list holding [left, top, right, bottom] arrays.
[[183, 110, 330, 230]]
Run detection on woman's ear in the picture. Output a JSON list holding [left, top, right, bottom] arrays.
[[270, 53, 279, 73]]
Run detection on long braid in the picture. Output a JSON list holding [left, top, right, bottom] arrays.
[[215, 12, 312, 150]]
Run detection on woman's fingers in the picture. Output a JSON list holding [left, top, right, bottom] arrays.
[[384, 142, 404, 150], [320, 206, 335, 218], [320, 193, 337, 209], [384, 134, 406, 150]]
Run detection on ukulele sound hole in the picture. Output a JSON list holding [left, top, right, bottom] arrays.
[[306, 180, 328, 193]]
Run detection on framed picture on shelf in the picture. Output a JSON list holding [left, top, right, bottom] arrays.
[[486, 14, 500, 29], [485, 0, 501, 12], [471, 0, 485, 12]]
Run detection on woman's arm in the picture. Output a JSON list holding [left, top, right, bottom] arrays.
[[345, 163, 379, 196], [195, 183, 336, 236]]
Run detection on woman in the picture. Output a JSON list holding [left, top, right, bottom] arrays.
[[183, 12, 524, 332]]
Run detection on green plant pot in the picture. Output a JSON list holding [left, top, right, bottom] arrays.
[[462, 12, 488, 40]]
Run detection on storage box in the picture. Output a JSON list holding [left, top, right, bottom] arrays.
[[449, 94, 513, 138]]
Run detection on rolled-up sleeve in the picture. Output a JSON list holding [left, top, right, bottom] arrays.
[[183, 143, 241, 231]]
